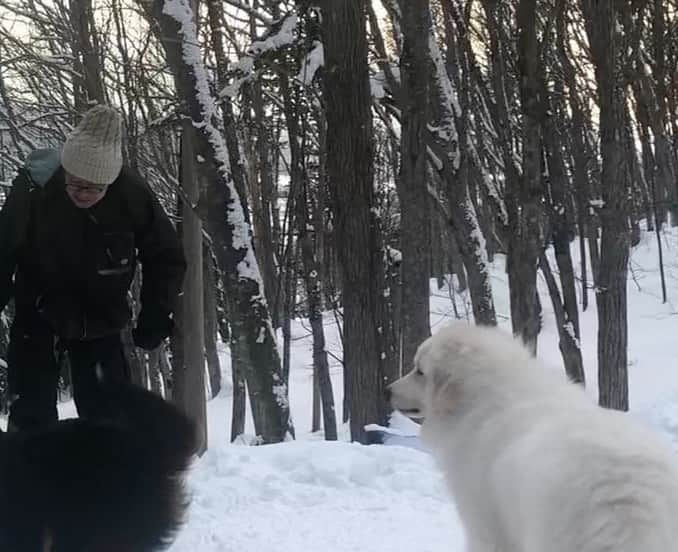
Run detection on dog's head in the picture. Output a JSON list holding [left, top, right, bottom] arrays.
[[388, 331, 462, 421], [388, 322, 519, 421]]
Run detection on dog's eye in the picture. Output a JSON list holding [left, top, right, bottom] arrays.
[[415, 367, 424, 376]]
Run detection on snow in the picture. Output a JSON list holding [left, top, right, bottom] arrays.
[[563, 321, 581, 349], [33, 228, 678, 550], [428, 34, 461, 169], [386, 245, 402, 263], [173, 440, 458, 551], [251, 15, 297, 55], [170, 229, 678, 549], [463, 197, 492, 289], [296, 40, 324, 86], [220, 14, 299, 98]]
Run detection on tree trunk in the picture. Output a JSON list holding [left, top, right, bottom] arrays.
[[147, 347, 164, 395], [301, 232, 338, 440], [481, 0, 538, 342], [583, 0, 630, 411], [428, 7, 497, 327], [204, 247, 221, 398], [556, 0, 599, 307], [396, 0, 432, 367], [173, 119, 208, 455], [279, 63, 338, 440], [506, 0, 544, 355], [145, 0, 293, 442], [320, 0, 392, 443], [539, 54, 585, 384], [379, 0, 497, 327], [245, 84, 282, 329], [159, 346, 173, 400], [229, 314, 247, 442], [69, 0, 106, 109], [539, 254, 585, 384]]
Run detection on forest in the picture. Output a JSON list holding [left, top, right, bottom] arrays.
[[1, 0, 676, 451]]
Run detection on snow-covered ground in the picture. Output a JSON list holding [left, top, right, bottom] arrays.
[[72, 230, 678, 550]]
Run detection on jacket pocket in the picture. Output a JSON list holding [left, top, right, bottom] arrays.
[[95, 232, 135, 276]]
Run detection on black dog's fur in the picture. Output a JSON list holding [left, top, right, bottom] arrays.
[[0, 382, 196, 551]]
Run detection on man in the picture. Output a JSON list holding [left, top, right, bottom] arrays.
[[0, 105, 186, 430]]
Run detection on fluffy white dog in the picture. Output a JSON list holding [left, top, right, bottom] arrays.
[[389, 322, 678, 552]]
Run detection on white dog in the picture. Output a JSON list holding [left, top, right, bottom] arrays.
[[389, 322, 678, 552]]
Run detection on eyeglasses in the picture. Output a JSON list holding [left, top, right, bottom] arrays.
[[66, 181, 108, 196]]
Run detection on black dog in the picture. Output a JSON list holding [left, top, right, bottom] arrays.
[[0, 382, 196, 551]]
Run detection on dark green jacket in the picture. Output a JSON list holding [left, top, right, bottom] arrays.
[[0, 149, 186, 340]]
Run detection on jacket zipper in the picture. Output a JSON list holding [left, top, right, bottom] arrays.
[[82, 211, 98, 340]]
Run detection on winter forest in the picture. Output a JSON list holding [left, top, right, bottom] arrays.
[[1, 0, 678, 470]]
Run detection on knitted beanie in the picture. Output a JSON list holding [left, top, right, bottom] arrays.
[[61, 105, 123, 185]]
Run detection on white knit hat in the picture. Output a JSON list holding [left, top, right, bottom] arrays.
[[61, 105, 123, 185]]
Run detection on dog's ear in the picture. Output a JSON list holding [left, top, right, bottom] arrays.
[[430, 364, 462, 416]]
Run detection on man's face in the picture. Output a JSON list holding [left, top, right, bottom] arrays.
[[64, 172, 109, 209]]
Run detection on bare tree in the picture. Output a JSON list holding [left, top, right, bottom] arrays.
[[204, 247, 221, 398], [432, 1, 497, 327], [143, 0, 294, 442], [582, 0, 631, 410], [69, 0, 106, 109], [320, 0, 393, 443], [171, 116, 208, 455], [538, 7, 585, 384], [395, 0, 432, 368]]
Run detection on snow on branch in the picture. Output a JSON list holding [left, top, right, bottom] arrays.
[[428, 33, 461, 170], [162, 0, 262, 286], [220, 12, 299, 98], [295, 40, 323, 86]]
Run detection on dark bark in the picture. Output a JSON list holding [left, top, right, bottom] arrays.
[[539, 61, 585, 384], [556, 0, 598, 307], [147, 347, 163, 395], [480, 0, 540, 341], [428, 1, 497, 326], [507, 0, 545, 354], [627, 13, 670, 300], [582, 0, 630, 411], [229, 313, 247, 441], [378, 0, 497, 327], [158, 346, 172, 400], [301, 234, 338, 440], [208, 0, 281, 329], [146, 0, 293, 442], [539, 254, 585, 384], [69, 0, 106, 109], [279, 64, 338, 440], [396, 0, 432, 367], [320, 0, 393, 443], [174, 119, 208, 455], [246, 83, 282, 329], [204, 247, 221, 398]]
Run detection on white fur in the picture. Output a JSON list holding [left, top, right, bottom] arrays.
[[389, 322, 678, 552]]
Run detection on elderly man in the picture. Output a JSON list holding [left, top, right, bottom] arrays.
[[0, 105, 186, 430]]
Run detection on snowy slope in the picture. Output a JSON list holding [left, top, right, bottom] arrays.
[[47, 230, 678, 550], [172, 440, 461, 551]]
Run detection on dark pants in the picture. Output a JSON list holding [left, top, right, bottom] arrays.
[[7, 321, 130, 431]]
